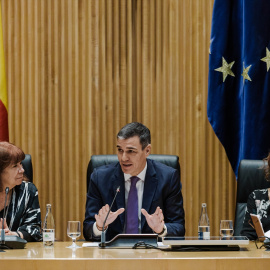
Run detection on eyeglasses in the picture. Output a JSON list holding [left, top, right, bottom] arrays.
[[254, 236, 270, 249]]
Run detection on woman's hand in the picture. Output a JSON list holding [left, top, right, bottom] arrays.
[[0, 217, 9, 233], [0, 218, 23, 238]]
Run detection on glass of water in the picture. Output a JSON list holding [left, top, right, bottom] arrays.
[[220, 220, 234, 237], [67, 221, 81, 248]]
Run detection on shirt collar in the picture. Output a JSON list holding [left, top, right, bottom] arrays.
[[124, 162, 147, 182]]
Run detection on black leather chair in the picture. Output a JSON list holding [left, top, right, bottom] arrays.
[[234, 159, 270, 236], [86, 154, 180, 192], [21, 154, 33, 182]]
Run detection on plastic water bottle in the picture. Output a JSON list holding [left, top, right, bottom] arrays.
[[198, 203, 210, 239], [43, 204, 55, 246]]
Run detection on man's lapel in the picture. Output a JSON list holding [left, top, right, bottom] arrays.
[[112, 164, 126, 229], [141, 159, 158, 231]]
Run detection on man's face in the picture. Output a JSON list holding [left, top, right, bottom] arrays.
[[117, 136, 151, 176]]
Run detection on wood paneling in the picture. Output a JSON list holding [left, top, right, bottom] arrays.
[[1, 0, 236, 241]]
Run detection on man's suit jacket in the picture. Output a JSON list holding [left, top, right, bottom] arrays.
[[83, 159, 185, 241]]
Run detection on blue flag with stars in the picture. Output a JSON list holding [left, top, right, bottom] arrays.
[[208, 0, 270, 176]]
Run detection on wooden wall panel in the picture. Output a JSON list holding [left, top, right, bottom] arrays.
[[1, 0, 236, 241]]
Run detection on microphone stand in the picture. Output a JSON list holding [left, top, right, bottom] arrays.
[[0, 187, 10, 251], [100, 186, 120, 248]]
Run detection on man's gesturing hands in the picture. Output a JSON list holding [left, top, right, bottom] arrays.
[[95, 204, 125, 230], [95, 205, 164, 234], [141, 207, 164, 234]]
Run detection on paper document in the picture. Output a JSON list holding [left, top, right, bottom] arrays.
[[82, 242, 99, 247]]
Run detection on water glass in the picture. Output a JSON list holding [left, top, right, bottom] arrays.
[[67, 221, 81, 249], [220, 220, 234, 237]]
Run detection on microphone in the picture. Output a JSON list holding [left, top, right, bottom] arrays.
[[1, 187, 9, 246], [100, 186, 120, 248]]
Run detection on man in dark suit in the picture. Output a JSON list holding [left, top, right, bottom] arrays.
[[83, 122, 185, 241]]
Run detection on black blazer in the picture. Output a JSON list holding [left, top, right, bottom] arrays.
[[83, 159, 185, 241]]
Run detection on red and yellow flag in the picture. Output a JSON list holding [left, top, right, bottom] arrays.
[[0, 1, 8, 141]]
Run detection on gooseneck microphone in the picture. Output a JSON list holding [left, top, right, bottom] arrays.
[[100, 186, 120, 248], [1, 187, 10, 246]]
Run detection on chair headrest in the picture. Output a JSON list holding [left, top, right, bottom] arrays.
[[237, 159, 270, 203], [86, 154, 180, 192], [21, 154, 33, 182]]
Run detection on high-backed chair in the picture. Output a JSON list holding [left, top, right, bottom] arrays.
[[234, 159, 270, 236], [86, 154, 180, 192], [22, 154, 33, 182]]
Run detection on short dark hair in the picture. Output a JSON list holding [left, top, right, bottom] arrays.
[[117, 122, 151, 150], [0, 141, 25, 191]]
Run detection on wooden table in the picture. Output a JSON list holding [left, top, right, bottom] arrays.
[[1, 241, 270, 270]]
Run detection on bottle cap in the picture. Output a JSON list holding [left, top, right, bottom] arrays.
[[46, 204, 52, 207], [202, 203, 207, 207]]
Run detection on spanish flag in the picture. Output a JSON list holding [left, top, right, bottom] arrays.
[[0, 1, 8, 141]]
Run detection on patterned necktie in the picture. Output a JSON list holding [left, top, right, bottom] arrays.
[[126, 176, 140, 234]]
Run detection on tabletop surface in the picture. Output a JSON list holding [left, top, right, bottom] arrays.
[[1, 241, 270, 260], [1, 241, 270, 270]]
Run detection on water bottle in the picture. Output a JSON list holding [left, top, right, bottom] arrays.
[[43, 204, 55, 246], [198, 203, 210, 239]]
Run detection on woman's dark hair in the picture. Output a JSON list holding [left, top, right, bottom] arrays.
[[117, 122, 151, 150], [0, 141, 25, 191], [264, 152, 270, 181]]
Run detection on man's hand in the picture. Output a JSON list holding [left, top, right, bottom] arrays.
[[141, 207, 164, 234], [95, 204, 125, 230]]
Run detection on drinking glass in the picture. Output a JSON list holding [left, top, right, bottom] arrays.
[[220, 220, 234, 237], [67, 221, 81, 248]]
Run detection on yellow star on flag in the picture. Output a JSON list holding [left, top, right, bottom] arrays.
[[261, 48, 270, 71], [215, 57, 235, 82], [241, 63, 252, 83]]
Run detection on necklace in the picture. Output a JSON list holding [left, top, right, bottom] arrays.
[[2, 189, 12, 229]]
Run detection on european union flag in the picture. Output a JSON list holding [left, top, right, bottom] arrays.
[[208, 0, 270, 176]]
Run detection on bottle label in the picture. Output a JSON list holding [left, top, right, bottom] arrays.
[[43, 230, 55, 244], [198, 231, 210, 240]]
